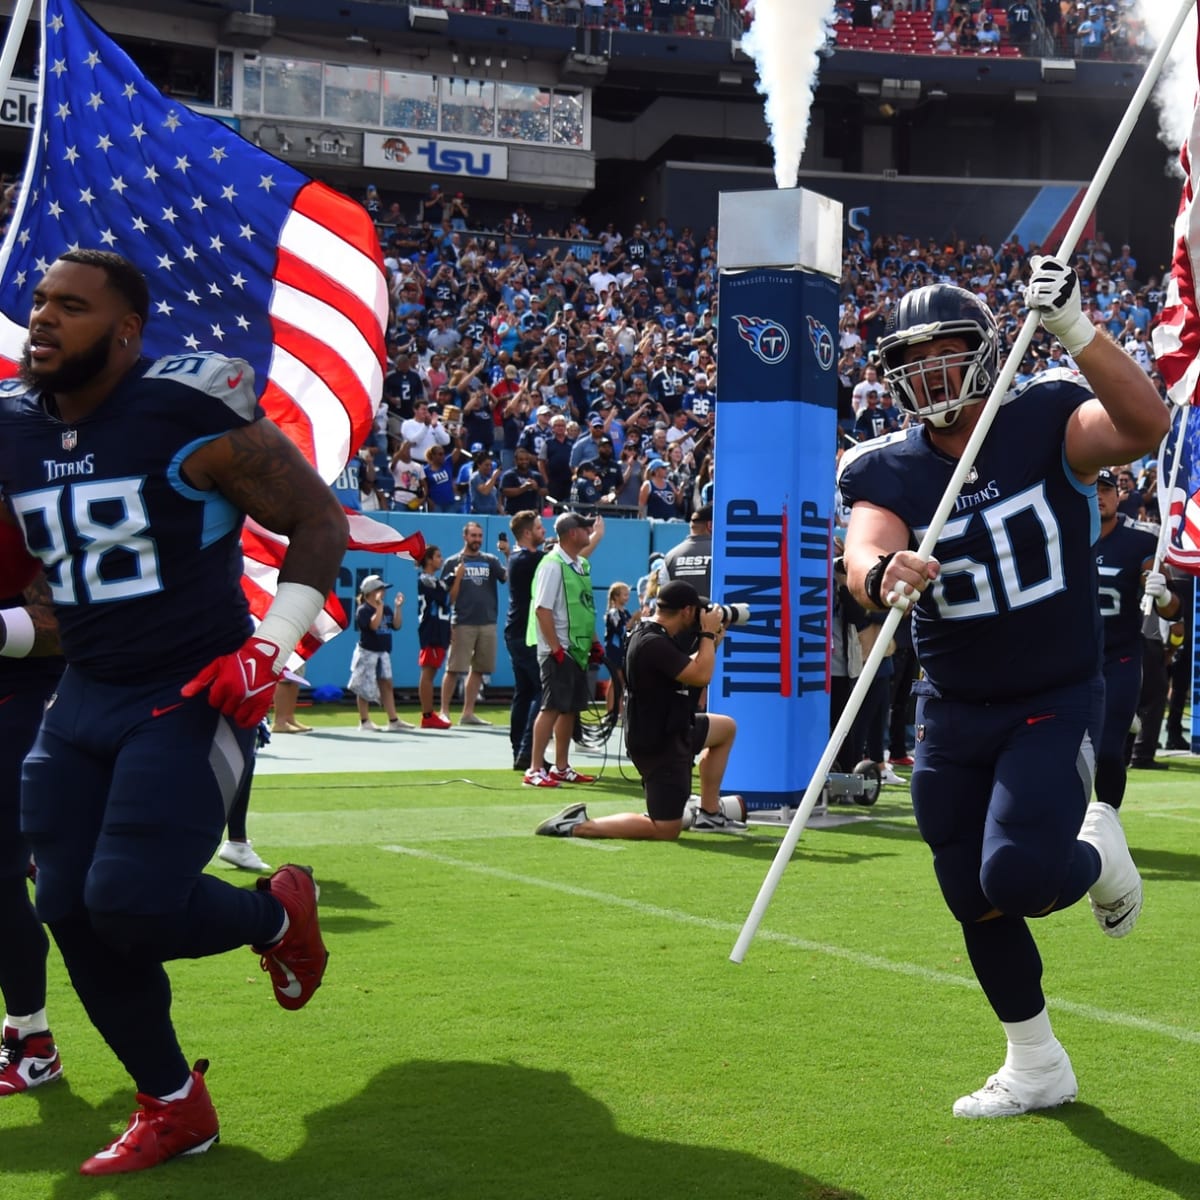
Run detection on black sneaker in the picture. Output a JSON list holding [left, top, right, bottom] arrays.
[[513, 756, 531, 772], [1165, 736, 1190, 751]]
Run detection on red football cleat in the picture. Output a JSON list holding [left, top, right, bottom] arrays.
[[79, 1060, 218, 1176], [0, 1026, 62, 1096], [253, 864, 329, 1010]]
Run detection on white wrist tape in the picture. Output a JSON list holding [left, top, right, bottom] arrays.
[[253, 582, 327, 666], [0, 607, 35, 658], [1048, 311, 1096, 358]]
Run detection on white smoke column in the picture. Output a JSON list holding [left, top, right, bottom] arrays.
[[742, 0, 839, 189], [1131, 0, 1197, 169]]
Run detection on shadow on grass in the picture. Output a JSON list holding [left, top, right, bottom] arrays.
[[1048, 1102, 1200, 1200], [1126, 845, 1200, 884], [20, 1061, 866, 1200], [676, 834, 897, 867]]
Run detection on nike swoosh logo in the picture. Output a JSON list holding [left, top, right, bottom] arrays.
[[275, 960, 303, 999], [227, 368, 244, 388], [152, 702, 185, 718], [1026, 714, 1055, 725], [1105, 908, 1136, 930], [27, 1061, 55, 1080]]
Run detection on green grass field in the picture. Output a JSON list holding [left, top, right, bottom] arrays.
[[3, 706, 1199, 1200]]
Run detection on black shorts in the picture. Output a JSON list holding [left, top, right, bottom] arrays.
[[539, 653, 591, 714], [630, 715, 709, 821]]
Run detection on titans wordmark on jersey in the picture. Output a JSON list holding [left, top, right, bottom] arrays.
[[838, 373, 1102, 702], [0, 353, 261, 685], [1094, 516, 1157, 661]]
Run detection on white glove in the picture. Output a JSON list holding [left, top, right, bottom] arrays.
[[1026, 255, 1096, 357], [1144, 570, 1173, 610]]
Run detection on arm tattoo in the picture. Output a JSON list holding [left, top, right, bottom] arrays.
[[20, 571, 62, 656], [206, 420, 349, 595]]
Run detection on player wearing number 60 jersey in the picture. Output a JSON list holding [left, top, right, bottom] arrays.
[[839, 266, 1168, 1122], [0, 251, 348, 1176]]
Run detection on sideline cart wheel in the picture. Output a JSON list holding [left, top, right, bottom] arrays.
[[851, 760, 881, 806]]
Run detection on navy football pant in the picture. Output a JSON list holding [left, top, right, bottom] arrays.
[[910, 678, 1104, 1023], [1096, 653, 1141, 809], [22, 667, 286, 1096], [0, 680, 56, 1019]]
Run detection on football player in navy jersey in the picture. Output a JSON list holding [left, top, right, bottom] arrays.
[[839, 257, 1168, 1119], [0, 250, 347, 1174], [1093, 468, 1178, 808], [0, 549, 64, 1101]]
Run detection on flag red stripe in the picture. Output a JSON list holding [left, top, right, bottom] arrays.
[[269, 317, 374, 457]]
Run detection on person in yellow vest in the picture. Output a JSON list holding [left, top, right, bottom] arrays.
[[523, 512, 606, 788]]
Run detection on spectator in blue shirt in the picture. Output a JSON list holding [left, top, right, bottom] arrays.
[[424, 444, 458, 513]]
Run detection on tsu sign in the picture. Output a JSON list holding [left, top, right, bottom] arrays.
[[362, 132, 508, 181]]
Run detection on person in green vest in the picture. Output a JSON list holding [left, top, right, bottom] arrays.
[[523, 512, 606, 788]]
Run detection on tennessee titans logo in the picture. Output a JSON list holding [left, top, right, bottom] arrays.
[[806, 316, 835, 371], [734, 315, 791, 366]]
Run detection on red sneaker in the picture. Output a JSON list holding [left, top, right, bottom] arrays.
[[548, 765, 596, 784], [79, 1060, 218, 1176], [890, 755, 915, 767], [253, 865, 329, 1011], [420, 713, 452, 729], [0, 1026, 62, 1096]]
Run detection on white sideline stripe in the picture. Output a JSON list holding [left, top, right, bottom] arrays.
[[383, 843, 1200, 1047]]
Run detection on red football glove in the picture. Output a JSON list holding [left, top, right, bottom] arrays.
[[181, 635, 284, 728], [551, 646, 566, 665], [589, 640, 605, 666]]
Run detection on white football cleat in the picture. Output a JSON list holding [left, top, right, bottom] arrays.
[[1078, 801, 1143, 938], [953, 1045, 1077, 1118]]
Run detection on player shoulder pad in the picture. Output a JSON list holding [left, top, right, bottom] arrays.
[[143, 352, 257, 422], [1123, 516, 1158, 535], [836, 425, 913, 483]]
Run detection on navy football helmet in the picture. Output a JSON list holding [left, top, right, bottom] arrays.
[[877, 285, 1000, 428]]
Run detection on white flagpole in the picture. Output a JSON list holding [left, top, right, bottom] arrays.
[[0, 0, 38, 105], [730, 0, 1199, 965]]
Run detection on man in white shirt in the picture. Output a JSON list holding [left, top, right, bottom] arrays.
[[400, 400, 452, 463]]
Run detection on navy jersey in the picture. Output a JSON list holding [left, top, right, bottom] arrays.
[[0, 354, 259, 685], [417, 572, 452, 649], [1094, 516, 1156, 661], [838, 373, 1102, 702], [356, 602, 394, 653]]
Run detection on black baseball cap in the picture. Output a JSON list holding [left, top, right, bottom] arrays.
[[657, 580, 707, 611], [1096, 468, 1118, 489]]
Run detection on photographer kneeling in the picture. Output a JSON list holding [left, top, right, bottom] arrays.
[[534, 581, 744, 839]]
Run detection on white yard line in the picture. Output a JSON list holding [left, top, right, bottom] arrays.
[[383, 842, 1200, 1047]]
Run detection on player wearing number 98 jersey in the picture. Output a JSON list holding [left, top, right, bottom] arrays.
[[0, 250, 348, 1176], [839, 272, 1169, 1122]]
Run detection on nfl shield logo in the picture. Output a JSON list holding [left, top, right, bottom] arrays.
[[61, 429, 77, 451]]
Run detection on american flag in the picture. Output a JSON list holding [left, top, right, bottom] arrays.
[[0, 0, 424, 656], [1152, 24, 1200, 574]]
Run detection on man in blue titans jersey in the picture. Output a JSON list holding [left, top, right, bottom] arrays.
[[0, 251, 347, 1176], [1092, 468, 1177, 807], [839, 258, 1168, 1120]]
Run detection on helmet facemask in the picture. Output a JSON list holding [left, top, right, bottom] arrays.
[[879, 319, 998, 429]]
